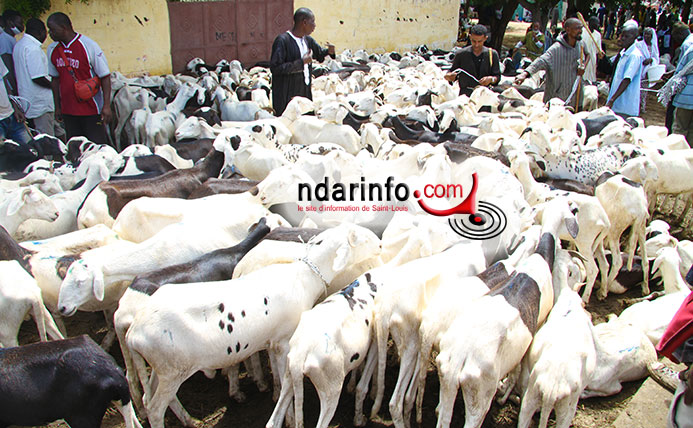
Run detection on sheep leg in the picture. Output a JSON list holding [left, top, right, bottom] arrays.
[[675, 193, 693, 223], [605, 234, 624, 298], [496, 365, 520, 405], [116, 400, 144, 428], [309, 362, 345, 428], [224, 364, 247, 402], [553, 394, 580, 428], [268, 349, 281, 401], [595, 241, 611, 296], [370, 314, 389, 418], [246, 352, 269, 392], [516, 381, 540, 428], [354, 342, 378, 427], [30, 294, 48, 342], [434, 371, 459, 428], [100, 308, 117, 351], [41, 305, 64, 341], [637, 227, 650, 295], [460, 373, 497, 428], [116, 322, 145, 414], [389, 338, 418, 428], [145, 373, 190, 428], [265, 368, 293, 428], [52, 311, 68, 336]]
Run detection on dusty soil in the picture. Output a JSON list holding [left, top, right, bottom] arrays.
[[13, 21, 677, 428]]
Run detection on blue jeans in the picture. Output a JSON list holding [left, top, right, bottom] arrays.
[[0, 114, 30, 144]]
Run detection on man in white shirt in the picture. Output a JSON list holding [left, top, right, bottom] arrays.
[[0, 59, 29, 144], [582, 16, 603, 83], [13, 18, 64, 139]]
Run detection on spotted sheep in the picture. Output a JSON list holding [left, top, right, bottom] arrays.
[[124, 224, 381, 428], [114, 218, 271, 415], [532, 143, 645, 187]]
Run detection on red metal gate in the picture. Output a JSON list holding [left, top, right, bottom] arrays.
[[168, 0, 294, 73]]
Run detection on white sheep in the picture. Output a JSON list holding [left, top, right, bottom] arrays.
[[15, 160, 110, 241], [126, 224, 381, 428], [0, 260, 64, 347], [0, 186, 59, 237], [516, 251, 593, 428]]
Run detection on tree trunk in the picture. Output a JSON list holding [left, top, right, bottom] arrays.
[[489, 0, 520, 51]]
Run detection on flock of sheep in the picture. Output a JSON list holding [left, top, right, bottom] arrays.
[[1, 45, 692, 428]]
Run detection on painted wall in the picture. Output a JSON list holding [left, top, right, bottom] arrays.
[[39, 0, 171, 76], [296, 0, 460, 53]]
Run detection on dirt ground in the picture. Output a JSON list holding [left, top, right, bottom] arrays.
[[13, 22, 675, 428]]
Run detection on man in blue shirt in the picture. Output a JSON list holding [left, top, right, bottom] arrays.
[[672, 41, 693, 146], [606, 25, 643, 118]]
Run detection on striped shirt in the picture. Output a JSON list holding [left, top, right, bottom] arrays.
[[673, 41, 693, 110], [526, 33, 585, 102]]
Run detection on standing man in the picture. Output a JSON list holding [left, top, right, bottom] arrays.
[[582, 16, 603, 84], [46, 12, 111, 145], [514, 17, 586, 103], [270, 7, 335, 116], [0, 59, 29, 144], [445, 24, 500, 97], [13, 18, 64, 139], [671, 40, 693, 145], [605, 25, 643, 119]]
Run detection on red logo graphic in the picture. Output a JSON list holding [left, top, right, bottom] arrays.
[[414, 173, 507, 240]]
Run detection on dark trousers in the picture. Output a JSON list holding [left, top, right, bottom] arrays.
[[62, 114, 109, 146]]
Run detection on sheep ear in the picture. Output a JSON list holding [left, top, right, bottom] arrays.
[[99, 165, 110, 181], [7, 188, 31, 216], [652, 255, 663, 275], [92, 267, 105, 302], [565, 217, 579, 239], [336, 105, 348, 124], [333, 242, 350, 272]]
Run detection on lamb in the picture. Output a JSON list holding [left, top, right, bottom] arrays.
[[125, 224, 381, 428], [0, 335, 142, 428], [0, 186, 59, 236], [516, 251, 594, 428], [153, 138, 214, 169], [0, 260, 63, 347]]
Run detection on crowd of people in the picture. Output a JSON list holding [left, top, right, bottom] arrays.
[[0, 10, 110, 146]]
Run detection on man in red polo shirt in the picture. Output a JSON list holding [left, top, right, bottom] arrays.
[[46, 12, 111, 145]]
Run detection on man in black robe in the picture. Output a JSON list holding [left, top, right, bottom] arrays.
[[445, 24, 501, 97], [270, 8, 335, 115]]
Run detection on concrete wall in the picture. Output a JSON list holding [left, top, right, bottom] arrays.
[[296, 0, 460, 53], [40, 0, 172, 76], [7, 0, 458, 76]]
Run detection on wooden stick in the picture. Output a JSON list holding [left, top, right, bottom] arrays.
[[577, 12, 605, 56]]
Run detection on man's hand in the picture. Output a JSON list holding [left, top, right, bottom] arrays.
[[514, 71, 528, 85], [643, 57, 654, 66], [444, 72, 457, 82], [598, 51, 605, 59], [479, 76, 495, 86], [302, 52, 312, 64], [327, 43, 335, 56], [577, 64, 585, 77], [101, 104, 113, 124]]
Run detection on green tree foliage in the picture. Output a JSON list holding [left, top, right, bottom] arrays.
[[2, 0, 52, 18]]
